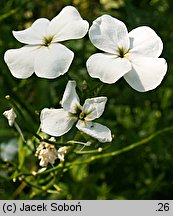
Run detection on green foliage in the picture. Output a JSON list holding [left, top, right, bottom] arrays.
[[0, 0, 173, 199]]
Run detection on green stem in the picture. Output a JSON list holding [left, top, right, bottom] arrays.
[[0, 8, 18, 21], [16, 125, 173, 177], [75, 148, 102, 154], [14, 122, 26, 143], [70, 125, 173, 165]]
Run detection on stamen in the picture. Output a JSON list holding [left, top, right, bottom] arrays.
[[79, 112, 86, 120], [117, 48, 128, 58], [43, 36, 54, 47]]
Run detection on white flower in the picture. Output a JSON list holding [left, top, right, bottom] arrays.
[[40, 80, 112, 143], [35, 140, 69, 166], [4, 6, 89, 79], [35, 142, 58, 167], [57, 146, 69, 162], [0, 139, 18, 161], [3, 108, 17, 126], [86, 15, 167, 92]]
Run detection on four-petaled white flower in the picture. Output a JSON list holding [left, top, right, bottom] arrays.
[[3, 108, 17, 126], [4, 6, 89, 79], [86, 15, 167, 92], [40, 80, 112, 143]]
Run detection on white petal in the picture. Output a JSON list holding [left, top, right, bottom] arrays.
[[13, 18, 50, 45], [48, 6, 89, 42], [89, 15, 129, 54], [4, 45, 38, 79], [3, 108, 17, 127], [40, 108, 77, 137], [124, 56, 167, 92], [62, 80, 81, 113], [83, 97, 107, 121], [86, 53, 131, 84], [76, 120, 112, 143], [34, 43, 74, 79], [129, 26, 163, 58], [57, 146, 69, 162]]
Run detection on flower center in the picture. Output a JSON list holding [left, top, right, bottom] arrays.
[[79, 111, 87, 120], [43, 36, 54, 47], [73, 106, 87, 121], [117, 47, 129, 58]]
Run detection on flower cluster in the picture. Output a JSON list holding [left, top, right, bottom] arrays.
[[35, 139, 69, 167], [4, 6, 167, 90], [3, 6, 168, 166]]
